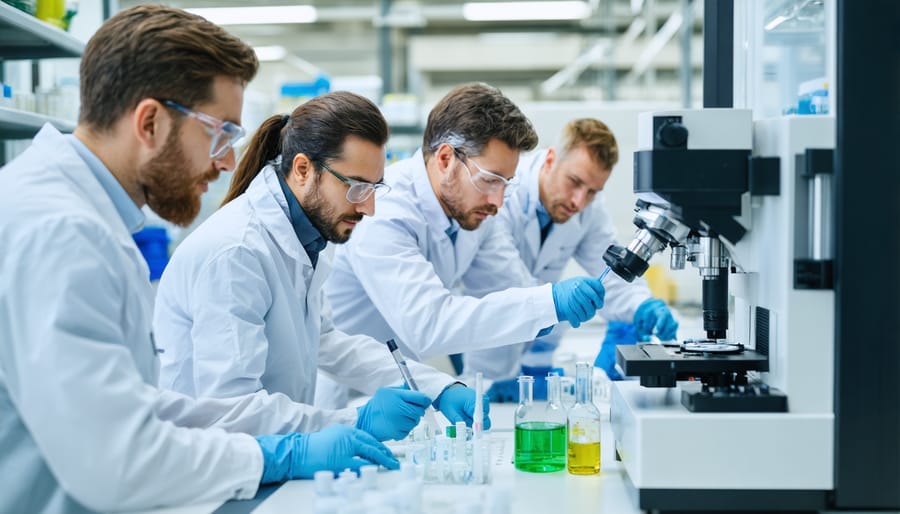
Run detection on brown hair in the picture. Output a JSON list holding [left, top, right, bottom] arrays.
[[222, 91, 389, 205], [422, 82, 538, 159], [557, 118, 619, 170], [79, 4, 258, 131]]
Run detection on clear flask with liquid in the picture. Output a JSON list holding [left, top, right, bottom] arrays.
[[567, 362, 601, 475], [514, 375, 566, 472]]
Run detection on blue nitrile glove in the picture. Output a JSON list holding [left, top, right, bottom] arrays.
[[633, 298, 679, 341], [486, 377, 519, 403], [256, 425, 399, 483], [356, 386, 432, 441], [552, 276, 606, 328], [434, 384, 492, 429], [594, 321, 639, 380]]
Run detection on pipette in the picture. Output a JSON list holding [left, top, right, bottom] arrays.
[[598, 266, 611, 283], [386, 339, 442, 436]]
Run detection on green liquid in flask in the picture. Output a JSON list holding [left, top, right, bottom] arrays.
[[514, 421, 567, 472]]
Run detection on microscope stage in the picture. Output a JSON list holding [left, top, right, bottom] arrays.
[[618, 342, 769, 378]]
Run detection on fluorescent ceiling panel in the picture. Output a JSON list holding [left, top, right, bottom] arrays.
[[253, 45, 288, 62], [462, 1, 590, 21], [186, 6, 317, 25]]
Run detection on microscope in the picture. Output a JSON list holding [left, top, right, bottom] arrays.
[[606, 109, 836, 510]]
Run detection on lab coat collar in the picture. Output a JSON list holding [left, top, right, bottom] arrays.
[[520, 149, 547, 260], [246, 164, 314, 267], [410, 150, 456, 240], [65, 134, 145, 234], [32, 124, 136, 243]]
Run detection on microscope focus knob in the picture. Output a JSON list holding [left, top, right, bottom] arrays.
[[657, 121, 689, 149]]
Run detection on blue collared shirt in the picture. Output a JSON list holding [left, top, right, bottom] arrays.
[[277, 173, 327, 267], [536, 202, 553, 245], [66, 135, 145, 234]]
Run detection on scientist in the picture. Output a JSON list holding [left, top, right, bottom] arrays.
[[0, 6, 396, 513], [153, 91, 488, 440], [324, 83, 606, 365], [464, 118, 678, 384]]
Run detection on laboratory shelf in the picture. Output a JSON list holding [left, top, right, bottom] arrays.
[[0, 106, 74, 139], [0, 2, 83, 59]]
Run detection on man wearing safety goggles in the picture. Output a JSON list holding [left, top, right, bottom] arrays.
[[465, 118, 679, 398], [324, 83, 607, 381]]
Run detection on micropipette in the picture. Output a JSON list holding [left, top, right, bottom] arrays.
[[386, 339, 442, 436]]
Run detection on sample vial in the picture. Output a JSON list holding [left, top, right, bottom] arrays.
[[567, 362, 602, 475]]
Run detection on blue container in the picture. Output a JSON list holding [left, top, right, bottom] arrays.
[[133, 227, 170, 281]]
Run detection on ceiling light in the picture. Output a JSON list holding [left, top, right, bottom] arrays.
[[186, 6, 317, 25], [253, 45, 288, 62], [462, 1, 590, 22]]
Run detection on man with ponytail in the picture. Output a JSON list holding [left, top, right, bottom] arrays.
[[153, 92, 489, 445], [0, 6, 399, 513]]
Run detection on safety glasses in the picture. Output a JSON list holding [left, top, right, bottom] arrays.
[[452, 148, 517, 196], [317, 160, 391, 204], [161, 100, 245, 159]]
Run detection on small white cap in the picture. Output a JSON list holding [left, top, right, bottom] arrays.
[[313, 470, 333, 497]]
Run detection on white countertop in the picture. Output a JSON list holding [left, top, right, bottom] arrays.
[[131, 402, 640, 514]]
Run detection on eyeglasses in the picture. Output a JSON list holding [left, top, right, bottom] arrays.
[[316, 160, 391, 204], [161, 100, 246, 159], [452, 148, 517, 195]]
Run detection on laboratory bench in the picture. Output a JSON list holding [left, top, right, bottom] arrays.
[[132, 403, 640, 514]]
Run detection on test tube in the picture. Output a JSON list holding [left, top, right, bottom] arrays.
[[472, 372, 485, 484]]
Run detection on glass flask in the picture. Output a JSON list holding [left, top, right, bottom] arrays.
[[567, 362, 601, 475], [514, 375, 566, 472], [544, 372, 567, 426]]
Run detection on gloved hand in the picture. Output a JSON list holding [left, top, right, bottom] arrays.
[[356, 386, 432, 441], [594, 321, 638, 380], [256, 425, 398, 483], [552, 276, 606, 328], [486, 377, 519, 403], [434, 384, 492, 429], [633, 298, 679, 341]]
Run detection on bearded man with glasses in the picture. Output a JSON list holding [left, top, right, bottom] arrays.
[[324, 83, 609, 390]]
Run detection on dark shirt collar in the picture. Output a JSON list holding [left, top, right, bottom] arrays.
[[276, 172, 327, 267]]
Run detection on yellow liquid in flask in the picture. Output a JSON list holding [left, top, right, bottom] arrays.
[[567, 440, 601, 475]]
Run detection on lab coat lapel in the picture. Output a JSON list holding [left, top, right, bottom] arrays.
[[249, 165, 306, 264], [411, 156, 460, 276], [535, 214, 582, 272], [520, 152, 544, 270], [34, 125, 156, 378]]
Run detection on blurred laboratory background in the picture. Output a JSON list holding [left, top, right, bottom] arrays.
[[1, 0, 831, 307]]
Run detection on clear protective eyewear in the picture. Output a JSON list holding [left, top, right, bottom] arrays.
[[317, 160, 391, 204], [452, 148, 517, 196], [162, 100, 246, 159]]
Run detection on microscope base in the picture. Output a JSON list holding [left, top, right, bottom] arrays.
[[610, 381, 832, 511], [681, 382, 788, 412]]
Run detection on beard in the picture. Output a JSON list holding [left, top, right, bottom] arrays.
[[548, 201, 576, 224], [439, 166, 498, 230], [139, 128, 218, 227], [302, 178, 363, 244]]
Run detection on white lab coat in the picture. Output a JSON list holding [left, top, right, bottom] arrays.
[[464, 149, 652, 379], [154, 164, 455, 408], [0, 126, 330, 513], [325, 150, 558, 361]]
